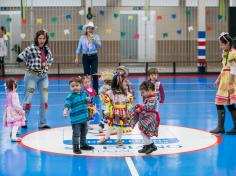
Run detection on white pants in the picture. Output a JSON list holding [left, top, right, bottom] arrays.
[[11, 126, 19, 140], [141, 131, 152, 145], [105, 128, 122, 140]]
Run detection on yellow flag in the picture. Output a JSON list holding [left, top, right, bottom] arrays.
[[6, 32, 11, 37], [36, 18, 43, 25], [106, 28, 112, 33], [128, 15, 134, 21]]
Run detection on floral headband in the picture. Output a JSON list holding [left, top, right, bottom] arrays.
[[219, 32, 230, 42]]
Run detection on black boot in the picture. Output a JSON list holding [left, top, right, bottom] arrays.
[[226, 110, 236, 135], [145, 143, 157, 154], [73, 145, 82, 154], [80, 144, 94, 150], [210, 110, 225, 134], [138, 145, 148, 153]]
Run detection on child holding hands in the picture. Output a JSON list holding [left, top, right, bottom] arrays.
[[131, 80, 160, 154]]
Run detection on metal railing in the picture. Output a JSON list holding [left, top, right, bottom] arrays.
[[0, 61, 221, 76]]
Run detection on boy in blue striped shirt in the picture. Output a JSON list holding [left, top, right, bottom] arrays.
[[63, 77, 94, 154]]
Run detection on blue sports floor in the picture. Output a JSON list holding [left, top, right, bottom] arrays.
[[0, 75, 236, 176]]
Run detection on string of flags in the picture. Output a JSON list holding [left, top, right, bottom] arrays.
[[3, 7, 223, 40]]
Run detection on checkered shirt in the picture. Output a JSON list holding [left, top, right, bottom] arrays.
[[17, 44, 54, 73]]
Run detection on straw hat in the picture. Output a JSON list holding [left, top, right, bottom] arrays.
[[83, 21, 97, 31], [100, 71, 114, 81], [115, 65, 129, 76]]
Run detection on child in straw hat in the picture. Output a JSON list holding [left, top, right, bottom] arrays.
[[115, 65, 135, 98], [98, 71, 114, 133]]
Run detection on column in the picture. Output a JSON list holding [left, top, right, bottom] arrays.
[[197, 0, 206, 73]]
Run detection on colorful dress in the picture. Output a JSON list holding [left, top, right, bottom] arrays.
[[104, 90, 133, 132], [99, 84, 111, 124], [131, 93, 160, 137], [149, 79, 165, 103], [215, 50, 236, 105], [3, 91, 25, 127], [83, 87, 96, 121]]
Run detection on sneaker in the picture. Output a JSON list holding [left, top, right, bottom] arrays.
[[11, 137, 22, 142], [145, 143, 157, 154], [99, 137, 110, 144], [99, 123, 104, 129], [21, 124, 28, 129], [117, 139, 123, 146], [38, 125, 51, 130], [98, 128, 103, 133], [80, 144, 94, 150], [98, 123, 104, 133], [73, 145, 82, 154], [138, 145, 148, 153]]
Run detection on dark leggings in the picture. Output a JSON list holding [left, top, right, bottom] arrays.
[[216, 104, 236, 112]]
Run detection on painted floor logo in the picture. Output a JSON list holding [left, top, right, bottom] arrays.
[[19, 125, 221, 157]]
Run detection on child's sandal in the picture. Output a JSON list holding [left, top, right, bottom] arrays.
[[99, 137, 109, 144], [117, 139, 123, 146]]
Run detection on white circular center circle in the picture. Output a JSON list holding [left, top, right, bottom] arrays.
[[19, 125, 221, 157]]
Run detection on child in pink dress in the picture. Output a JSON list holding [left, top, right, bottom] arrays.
[[3, 78, 25, 142], [82, 75, 97, 124]]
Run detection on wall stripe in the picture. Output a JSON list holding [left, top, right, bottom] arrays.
[[197, 31, 206, 63]]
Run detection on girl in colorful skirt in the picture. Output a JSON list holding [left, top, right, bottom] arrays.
[[82, 75, 97, 124], [3, 78, 25, 142], [210, 32, 236, 134], [131, 80, 160, 154], [98, 71, 114, 133], [99, 73, 133, 146]]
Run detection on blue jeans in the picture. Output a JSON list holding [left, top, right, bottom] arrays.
[[71, 122, 88, 146], [23, 71, 49, 127]]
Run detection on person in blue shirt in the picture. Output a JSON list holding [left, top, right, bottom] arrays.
[[75, 21, 101, 94], [63, 77, 94, 154]]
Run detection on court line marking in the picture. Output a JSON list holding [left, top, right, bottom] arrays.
[[125, 157, 139, 176], [0, 82, 216, 87], [0, 102, 215, 108], [0, 89, 216, 95]]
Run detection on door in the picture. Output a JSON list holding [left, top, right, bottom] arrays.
[[120, 14, 138, 61]]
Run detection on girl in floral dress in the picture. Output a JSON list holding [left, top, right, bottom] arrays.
[[99, 73, 133, 146]]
